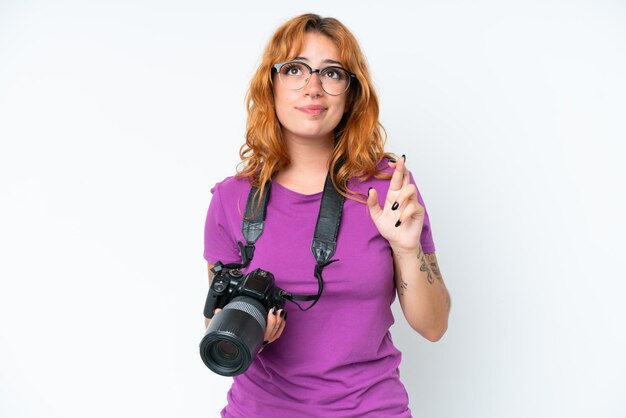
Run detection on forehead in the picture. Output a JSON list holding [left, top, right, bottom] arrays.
[[290, 32, 342, 63]]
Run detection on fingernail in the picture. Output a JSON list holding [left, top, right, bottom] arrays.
[[272, 307, 277, 315], [395, 220, 402, 227], [402, 154, 406, 162], [262, 340, 269, 346], [388, 158, 397, 163], [391, 202, 399, 211], [284, 312, 288, 320], [280, 310, 285, 318]]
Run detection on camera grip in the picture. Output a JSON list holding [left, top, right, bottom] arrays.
[[204, 290, 221, 318]]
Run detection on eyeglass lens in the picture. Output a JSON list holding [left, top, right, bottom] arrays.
[[277, 62, 350, 95]]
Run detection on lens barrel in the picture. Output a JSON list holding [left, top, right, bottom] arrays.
[[199, 296, 267, 376]]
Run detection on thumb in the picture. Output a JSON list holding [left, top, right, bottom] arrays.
[[367, 187, 382, 221]]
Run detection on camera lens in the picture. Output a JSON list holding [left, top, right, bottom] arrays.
[[200, 296, 267, 376], [210, 340, 242, 369], [216, 340, 239, 358]]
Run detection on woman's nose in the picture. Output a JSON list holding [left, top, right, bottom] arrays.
[[303, 72, 324, 96]]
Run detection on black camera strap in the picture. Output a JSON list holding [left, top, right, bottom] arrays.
[[236, 166, 344, 311], [238, 181, 271, 269]]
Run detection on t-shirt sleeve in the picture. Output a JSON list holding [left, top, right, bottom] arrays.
[[203, 183, 241, 264], [410, 171, 436, 253]]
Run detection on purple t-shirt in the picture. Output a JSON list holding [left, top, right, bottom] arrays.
[[203, 161, 435, 418]]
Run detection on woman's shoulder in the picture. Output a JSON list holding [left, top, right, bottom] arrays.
[[374, 156, 395, 175], [210, 174, 252, 195]]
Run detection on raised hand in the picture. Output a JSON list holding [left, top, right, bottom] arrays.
[[366, 156, 425, 253]]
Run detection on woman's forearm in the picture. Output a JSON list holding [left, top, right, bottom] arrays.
[[392, 245, 451, 341]]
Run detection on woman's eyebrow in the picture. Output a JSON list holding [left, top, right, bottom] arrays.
[[293, 56, 344, 66]]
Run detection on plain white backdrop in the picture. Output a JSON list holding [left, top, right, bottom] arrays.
[[1, 1, 625, 417]]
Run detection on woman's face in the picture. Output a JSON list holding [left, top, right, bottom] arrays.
[[273, 32, 348, 145]]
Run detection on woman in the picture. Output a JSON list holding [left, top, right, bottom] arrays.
[[203, 13, 450, 417]]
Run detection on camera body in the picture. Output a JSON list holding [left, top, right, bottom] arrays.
[[204, 262, 285, 319], [200, 262, 287, 376]]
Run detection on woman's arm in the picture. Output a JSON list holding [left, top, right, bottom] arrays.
[[367, 156, 450, 342], [392, 248, 450, 341]]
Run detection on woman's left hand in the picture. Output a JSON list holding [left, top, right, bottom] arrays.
[[366, 156, 425, 253]]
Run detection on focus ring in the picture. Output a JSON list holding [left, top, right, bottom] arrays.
[[223, 296, 267, 329]]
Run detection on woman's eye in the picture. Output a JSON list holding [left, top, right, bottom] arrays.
[[323, 69, 344, 80], [283, 64, 303, 76]]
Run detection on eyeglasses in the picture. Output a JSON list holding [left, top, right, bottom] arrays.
[[273, 61, 356, 96]]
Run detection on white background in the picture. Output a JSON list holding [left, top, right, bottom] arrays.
[[1, 1, 625, 417]]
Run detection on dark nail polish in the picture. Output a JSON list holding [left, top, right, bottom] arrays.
[[402, 154, 406, 162], [391, 202, 399, 211], [272, 307, 277, 315], [280, 310, 285, 318], [388, 158, 397, 163], [395, 220, 402, 227], [284, 312, 288, 320], [262, 340, 269, 346]]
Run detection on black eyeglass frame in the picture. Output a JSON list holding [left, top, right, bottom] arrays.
[[272, 61, 357, 95]]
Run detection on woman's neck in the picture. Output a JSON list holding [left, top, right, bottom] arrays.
[[275, 135, 334, 194]]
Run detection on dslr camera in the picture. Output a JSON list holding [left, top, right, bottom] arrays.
[[200, 261, 286, 376]]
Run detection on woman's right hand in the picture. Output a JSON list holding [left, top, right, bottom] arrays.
[[204, 308, 222, 329], [259, 306, 287, 353]]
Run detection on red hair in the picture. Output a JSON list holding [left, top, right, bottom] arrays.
[[237, 13, 393, 204]]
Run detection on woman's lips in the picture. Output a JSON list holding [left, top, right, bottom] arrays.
[[297, 105, 327, 116]]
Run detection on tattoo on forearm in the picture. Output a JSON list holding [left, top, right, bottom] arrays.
[[425, 254, 443, 282], [396, 248, 446, 294], [399, 279, 408, 296], [416, 246, 435, 283], [420, 259, 434, 284], [430, 265, 441, 279], [424, 253, 451, 310]]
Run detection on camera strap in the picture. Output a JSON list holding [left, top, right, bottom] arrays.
[[236, 165, 344, 311]]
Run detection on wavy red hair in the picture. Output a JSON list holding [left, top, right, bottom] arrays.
[[237, 13, 393, 204]]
